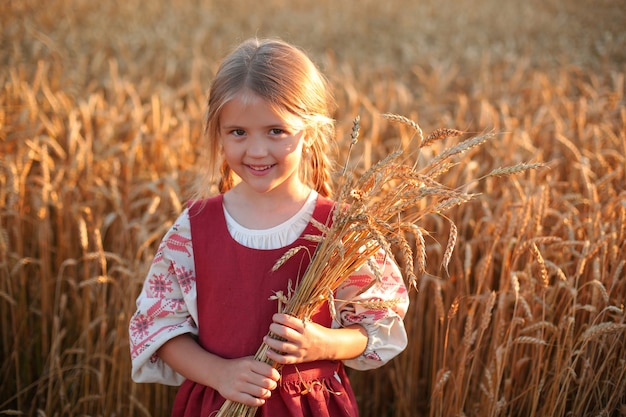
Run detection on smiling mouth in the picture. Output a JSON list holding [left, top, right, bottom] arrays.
[[248, 164, 275, 172]]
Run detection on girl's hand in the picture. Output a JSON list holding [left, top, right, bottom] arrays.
[[264, 313, 368, 365], [157, 334, 281, 407], [214, 356, 281, 407], [264, 313, 330, 364]]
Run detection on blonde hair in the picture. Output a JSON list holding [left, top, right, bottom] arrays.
[[194, 38, 337, 199]]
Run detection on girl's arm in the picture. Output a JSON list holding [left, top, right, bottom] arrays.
[[333, 250, 410, 369], [158, 334, 281, 406], [129, 211, 199, 385]]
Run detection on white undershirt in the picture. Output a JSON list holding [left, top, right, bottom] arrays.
[[222, 190, 319, 250]]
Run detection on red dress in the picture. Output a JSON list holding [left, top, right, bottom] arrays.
[[171, 195, 360, 417]]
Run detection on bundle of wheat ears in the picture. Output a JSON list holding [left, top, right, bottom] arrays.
[[216, 115, 542, 417]]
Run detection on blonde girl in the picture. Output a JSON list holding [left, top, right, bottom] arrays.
[[129, 38, 409, 417]]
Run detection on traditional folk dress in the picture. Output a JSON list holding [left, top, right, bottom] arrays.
[[130, 191, 409, 416]]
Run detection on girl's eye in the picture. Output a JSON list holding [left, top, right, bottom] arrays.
[[269, 128, 286, 135], [231, 129, 246, 136]]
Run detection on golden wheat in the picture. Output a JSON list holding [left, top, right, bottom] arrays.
[[2, 1, 625, 416]]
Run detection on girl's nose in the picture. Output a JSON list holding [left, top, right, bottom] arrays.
[[246, 134, 269, 157]]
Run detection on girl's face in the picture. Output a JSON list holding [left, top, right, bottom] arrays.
[[219, 91, 308, 199]]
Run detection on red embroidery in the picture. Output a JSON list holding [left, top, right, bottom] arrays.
[[130, 313, 154, 339], [341, 274, 372, 289], [148, 273, 174, 298], [165, 232, 192, 257], [175, 265, 195, 294], [364, 351, 382, 361]]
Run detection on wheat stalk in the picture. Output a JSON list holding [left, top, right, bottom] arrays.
[[441, 221, 457, 276], [513, 336, 548, 346], [579, 323, 626, 343], [487, 163, 545, 178], [422, 128, 464, 148]]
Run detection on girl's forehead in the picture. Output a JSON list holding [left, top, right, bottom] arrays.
[[229, 89, 263, 105], [223, 90, 304, 127]]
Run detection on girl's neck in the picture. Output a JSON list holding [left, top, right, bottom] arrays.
[[223, 184, 313, 230]]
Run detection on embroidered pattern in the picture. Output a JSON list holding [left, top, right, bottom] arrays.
[[166, 232, 192, 257], [364, 351, 382, 361], [148, 273, 173, 298], [130, 313, 153, 339], [175, 265, 195, 295]]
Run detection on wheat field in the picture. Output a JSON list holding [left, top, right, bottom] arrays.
[[1, 0, 625, 416]]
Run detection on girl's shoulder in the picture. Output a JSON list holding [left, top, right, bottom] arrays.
[[311, 194, 336, 225], [187, 194, 224, 216], [315, 194, 335, 205], [313, 191, 336, 208]]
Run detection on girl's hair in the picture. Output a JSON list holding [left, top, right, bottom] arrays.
[[194, 38, 337, 199]]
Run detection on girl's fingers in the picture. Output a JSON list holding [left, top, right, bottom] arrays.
[[269, 315, 306, 343], [251, 359, 282, 382], [268, 325, 299, 342], [264, 335, 293, 355], [272, 313, 304, 331], [264, 346, 294, 365]]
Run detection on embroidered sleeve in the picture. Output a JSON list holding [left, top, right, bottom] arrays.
[[129, 209, 199, 385], [333, 248, 410, 370]]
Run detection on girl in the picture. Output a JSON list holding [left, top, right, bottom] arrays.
[[129, 38, 409, 417]]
